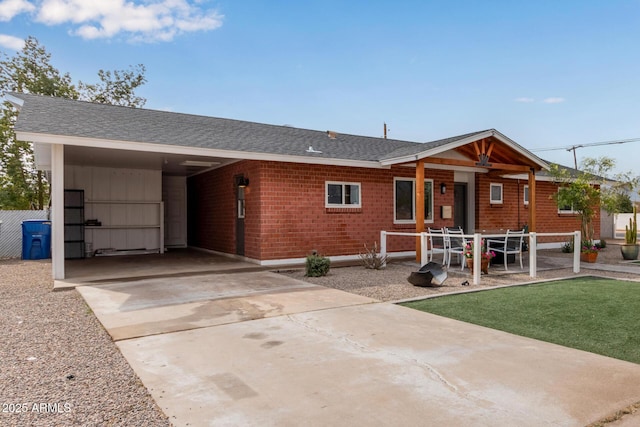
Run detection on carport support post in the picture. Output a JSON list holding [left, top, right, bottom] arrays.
[[51, 144, 65, 280], [473, 233, 481, 285], [529, 232, 537, 278]]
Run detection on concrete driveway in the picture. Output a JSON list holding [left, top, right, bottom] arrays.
[[77, 271, 640, 426]]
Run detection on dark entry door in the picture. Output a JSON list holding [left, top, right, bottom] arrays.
[[454, 183, 467, 231], [236, 176, 245, 256]]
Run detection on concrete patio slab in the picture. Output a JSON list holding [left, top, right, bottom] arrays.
[[116, 302, 640, 426], [77, 271, 376, 340]]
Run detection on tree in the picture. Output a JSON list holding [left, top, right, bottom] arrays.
[[0, 36, 147, 209], [550, 156, 639, 245], [78, 64, 147, 108]]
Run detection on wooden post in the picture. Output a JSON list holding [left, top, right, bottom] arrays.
[[528, 168, 536, 232], [416, 159, 425, 263]]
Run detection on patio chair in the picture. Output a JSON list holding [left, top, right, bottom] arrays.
[[486, 229, 525, 271], [427, 227, 447, 265], [445, 227, 467, 270]]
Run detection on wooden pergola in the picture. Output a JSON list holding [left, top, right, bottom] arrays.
[[413, 135, 546, 261]]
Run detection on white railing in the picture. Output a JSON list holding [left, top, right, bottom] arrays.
[[380, 230, 582, 285]]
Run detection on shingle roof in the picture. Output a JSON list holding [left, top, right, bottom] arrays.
[[8, 93, 547, 169]]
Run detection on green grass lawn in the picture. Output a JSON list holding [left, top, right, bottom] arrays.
[[401, 277, 640, 364]]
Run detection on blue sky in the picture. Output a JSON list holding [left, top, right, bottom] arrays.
[[1, 0, 639, 174]]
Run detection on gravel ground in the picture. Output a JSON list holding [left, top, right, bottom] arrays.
[[280, 246, 640, 302], [1, 245, 637, 427], [0, 259, 170, 427]]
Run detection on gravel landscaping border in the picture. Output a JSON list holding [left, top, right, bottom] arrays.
[[0, 260, 170, 427]]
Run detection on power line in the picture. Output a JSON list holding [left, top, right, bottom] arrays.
[[532, 137, 640, 169]]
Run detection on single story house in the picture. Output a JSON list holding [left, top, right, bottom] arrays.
[[7, 93, 595, 280]]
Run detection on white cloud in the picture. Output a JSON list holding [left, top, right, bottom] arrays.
[[0, 0, 35, 21], [515, 97, 535, 103], [0, 33, 25, 49], [543, 97, 565, 104], [1, 0, 223, 42]]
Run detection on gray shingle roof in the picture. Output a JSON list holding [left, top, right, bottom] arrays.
[[8, 93, 545, 169]]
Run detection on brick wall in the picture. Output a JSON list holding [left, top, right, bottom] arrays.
[[475, 175, 599, 244], [190, 162, 596, 261], [190, 160, 454, 260]]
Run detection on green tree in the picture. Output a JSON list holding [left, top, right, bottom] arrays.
[[550, 156, 639, 245], [0, 36, 147, 209], [78, 64, 147, 108]]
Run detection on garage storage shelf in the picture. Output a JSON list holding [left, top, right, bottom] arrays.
[[84, 200, 164, 255]]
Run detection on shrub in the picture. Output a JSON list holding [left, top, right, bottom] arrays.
[[561, 239, 574, 253], [359, 242, 388, 270], [305, 253, 331, 277]]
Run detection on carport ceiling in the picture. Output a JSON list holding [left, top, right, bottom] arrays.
[[64, 145, 238, 176]]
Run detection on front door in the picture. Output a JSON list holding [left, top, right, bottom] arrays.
[[454, 183, 467, 231], [235, 176, 245, 256]]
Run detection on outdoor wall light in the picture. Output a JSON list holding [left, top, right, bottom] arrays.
[[238, 177, 250, 188], [440, 183, 447, 194]]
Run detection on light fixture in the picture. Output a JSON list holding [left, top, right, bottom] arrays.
[[179, 160, 219, 167], [440, 183, 447, 194], [238, 177, 250, 188]]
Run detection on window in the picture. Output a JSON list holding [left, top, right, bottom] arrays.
[[326, 182, 361, 208], [490, 183, 503, 204], [523, 185, 529, 205], [557, 187, 577, 213], [394, 178, 434, 223]]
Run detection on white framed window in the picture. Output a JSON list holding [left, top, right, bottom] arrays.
[[523, 185, 529, 205], [394, 178, 434, 224], [490, 183, 503, 204], [557, 187, 577, 213], [325, 181, 361, 208]]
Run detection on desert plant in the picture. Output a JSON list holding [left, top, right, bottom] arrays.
[[359, 242, 388, 270], [625, 207, 637, 244], [305, 253, 331, 277]]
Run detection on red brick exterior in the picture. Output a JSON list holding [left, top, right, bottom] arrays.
[[475, 175, 599, 244], [189, 161, 597, 261]]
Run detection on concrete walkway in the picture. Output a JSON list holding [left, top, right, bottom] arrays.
[[77, 270, 640, 426]]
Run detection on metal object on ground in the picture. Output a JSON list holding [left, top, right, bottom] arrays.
[[407, 262, 447, 287]]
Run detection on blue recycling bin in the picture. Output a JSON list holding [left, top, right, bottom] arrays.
[[22, 220, 52, 260]]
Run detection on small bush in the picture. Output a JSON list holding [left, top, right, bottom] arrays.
[[305, 253, 331, 277], [561, 239, 574, 253], [359, 242, 388, 270]]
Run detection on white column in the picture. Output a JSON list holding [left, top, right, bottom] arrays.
[[380, 231, 387, 268], [51, 144, 65, 280], [473, 233, 481, 285], [573, 231, 581, 273], [420, 232, 428, 266], [529, 232, 537, 278]]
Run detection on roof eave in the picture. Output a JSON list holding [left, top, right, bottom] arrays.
[[16, 131, 389, 170]]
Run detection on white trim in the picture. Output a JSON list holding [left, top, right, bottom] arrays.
[[490, 183, 503, 204], [257, 251, 415, 267], [325, 181, 362, 208], [381, 129, 550, 171], [51, 144, 65, 280], [15, 131, 389, 170], [5, 93, 24, 108], [393, 177, 434, 224]]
